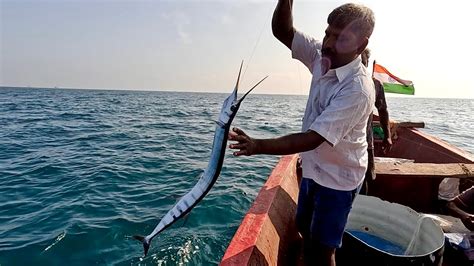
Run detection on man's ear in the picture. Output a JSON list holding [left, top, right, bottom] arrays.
[[357, 37, 369, 54]]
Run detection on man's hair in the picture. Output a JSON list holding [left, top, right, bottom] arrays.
[[327, 3, 375, 38]]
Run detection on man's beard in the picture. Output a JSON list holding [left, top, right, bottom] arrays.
[[321, 48, 335, 71]]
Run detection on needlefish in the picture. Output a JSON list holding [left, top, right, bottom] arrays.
[[133, 62, 267, 256]]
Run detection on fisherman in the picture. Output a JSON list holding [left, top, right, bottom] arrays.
[[446, 186, 474, 231], [360, 48, 392, 195], [229, 2, 375, 266]]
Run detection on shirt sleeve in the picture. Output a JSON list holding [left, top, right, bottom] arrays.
[[309, 85, 372, 147], [291, 30, 322, 73]]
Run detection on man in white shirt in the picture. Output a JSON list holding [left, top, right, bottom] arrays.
[[229, 2, 375, 266]]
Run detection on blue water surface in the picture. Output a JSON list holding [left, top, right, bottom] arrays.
[[347, 230, 405, 255], [0, 87, 473, 265]]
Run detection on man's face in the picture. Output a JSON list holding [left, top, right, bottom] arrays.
[[322, 24, 365, 69]]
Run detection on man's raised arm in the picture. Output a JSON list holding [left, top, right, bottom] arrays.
[[272, 0, 295, 49]]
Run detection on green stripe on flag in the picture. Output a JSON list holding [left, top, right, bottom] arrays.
[[383, 83, 415, 95]]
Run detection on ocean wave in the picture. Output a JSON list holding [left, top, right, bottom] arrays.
[[0, 88, 472, 265]]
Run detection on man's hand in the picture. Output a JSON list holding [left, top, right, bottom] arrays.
[[382, 137, 392, 154], [228, 127, 258, 156], [229, 128, 324, 156]]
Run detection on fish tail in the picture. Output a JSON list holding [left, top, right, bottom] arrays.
[[133, 235, 151, 256]]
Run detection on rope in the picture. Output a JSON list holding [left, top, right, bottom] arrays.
[[404, 214, 432, 255]]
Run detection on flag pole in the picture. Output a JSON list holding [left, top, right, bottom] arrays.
[[372, 60, 376, 79]]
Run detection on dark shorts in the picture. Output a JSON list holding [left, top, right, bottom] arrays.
[[296, 178, 359, 248]]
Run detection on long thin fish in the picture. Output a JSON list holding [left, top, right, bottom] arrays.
[[133, 62, 267, 256]]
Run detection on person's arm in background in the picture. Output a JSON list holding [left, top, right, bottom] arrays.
[[374, 79, 392, 153], [272, 0, 295, 49], [447, 186, 474, 231]]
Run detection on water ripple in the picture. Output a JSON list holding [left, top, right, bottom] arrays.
[[0, 88, 472, 265]]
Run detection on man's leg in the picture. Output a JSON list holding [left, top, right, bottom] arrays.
[[314, 243, 336, 266], [295, 178, 317, 265], [309, 182, 358, 266]]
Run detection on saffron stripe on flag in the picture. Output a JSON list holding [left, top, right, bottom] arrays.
[[373, 63, 415, 95]]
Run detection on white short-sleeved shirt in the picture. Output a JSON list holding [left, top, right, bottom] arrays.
[[292, 30, 375, 191]]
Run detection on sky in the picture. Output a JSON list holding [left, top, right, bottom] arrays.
[[1, 0, 473, 98]]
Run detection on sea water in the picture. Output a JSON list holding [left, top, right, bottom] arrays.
[[1, 87, 472, 265]]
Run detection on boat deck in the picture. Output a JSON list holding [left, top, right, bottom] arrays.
[[221, 125, 474, 266]]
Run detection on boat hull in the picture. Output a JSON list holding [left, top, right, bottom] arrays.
[[371, 126, 474, 213], [220, 155, 301, 266], [221, 126, 473, 265]]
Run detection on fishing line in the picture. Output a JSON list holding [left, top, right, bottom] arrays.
[[241, 2, 274, 82], [242, 1, 304, 96]]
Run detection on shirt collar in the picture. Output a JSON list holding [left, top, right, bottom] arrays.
[[323, 56, 361, 83]]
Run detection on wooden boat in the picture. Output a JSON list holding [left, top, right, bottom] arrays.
[[220, 121, 473, 266]]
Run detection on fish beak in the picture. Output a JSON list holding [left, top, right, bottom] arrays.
[[237, 76, 268, 105], [230, 61, 267, 109], [231, 61, 244, 104]]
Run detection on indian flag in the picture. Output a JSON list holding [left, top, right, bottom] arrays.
[[373, 62, 415, 95]]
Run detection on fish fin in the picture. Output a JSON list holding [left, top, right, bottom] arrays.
[[133, 235, 151, 257]]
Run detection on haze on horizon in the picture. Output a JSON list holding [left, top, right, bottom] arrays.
[[1, 0, 473, 99]]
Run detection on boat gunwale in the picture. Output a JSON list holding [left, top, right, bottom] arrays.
[[221, 125, 473, 265]]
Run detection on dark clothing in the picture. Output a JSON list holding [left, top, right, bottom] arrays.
[[361, 78, 388, 195], [366, 78, 387, 149], [360, 149, 375, 195], [296, 178, 359, 249]]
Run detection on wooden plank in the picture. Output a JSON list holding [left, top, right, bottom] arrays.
[[375, 162, 474, 178], [373, 121, 425, 128]]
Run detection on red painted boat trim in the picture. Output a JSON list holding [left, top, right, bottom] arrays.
[[221, 125, 474, 265], [220, 155, 299, 265]]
